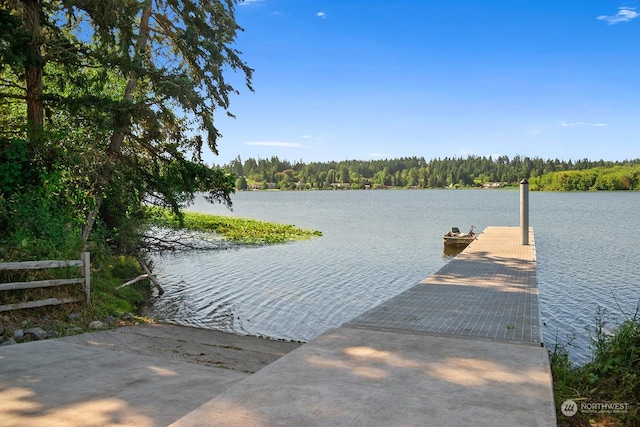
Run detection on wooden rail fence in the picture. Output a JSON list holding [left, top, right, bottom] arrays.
[[0, 252, 90, 312]]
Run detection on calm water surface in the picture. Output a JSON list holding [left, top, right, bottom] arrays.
[[149, 190, 640, 363]]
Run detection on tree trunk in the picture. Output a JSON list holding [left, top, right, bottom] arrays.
[[81, 1, 153, 243], [22, 0, 44, 144]]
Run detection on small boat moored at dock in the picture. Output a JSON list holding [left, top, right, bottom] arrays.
[[442, 226, 475, 248]]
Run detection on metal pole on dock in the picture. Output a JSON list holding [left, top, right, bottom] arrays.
[[520, 179, 529, 245]]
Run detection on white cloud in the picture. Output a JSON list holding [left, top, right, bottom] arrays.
[[246, 141, 302, 147], [561, 122, 607, 127], [239, 0, 265, 6], [597, 7, 639, 24], [317, 11, 326, 19]]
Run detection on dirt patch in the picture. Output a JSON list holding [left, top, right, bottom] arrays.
[[55, 322, 303, 373]]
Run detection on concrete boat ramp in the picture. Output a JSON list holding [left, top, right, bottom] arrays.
[[1, 226, 556, 426]]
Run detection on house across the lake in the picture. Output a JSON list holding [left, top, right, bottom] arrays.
[[482, 182, 502, 189]]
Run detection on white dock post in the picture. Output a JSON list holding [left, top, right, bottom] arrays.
[[520, 179, 529, 245]]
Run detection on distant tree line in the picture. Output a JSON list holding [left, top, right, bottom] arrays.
[[222, 155, 640, 191]]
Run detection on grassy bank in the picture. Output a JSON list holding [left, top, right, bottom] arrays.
[[152, 210, 323, 244], [551, 307, 639, 426]]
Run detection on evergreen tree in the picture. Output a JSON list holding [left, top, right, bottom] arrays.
[[0, 0, 252, 252]]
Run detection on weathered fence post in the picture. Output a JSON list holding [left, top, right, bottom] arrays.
[[81, 252, 91, 304], [520, 178, 529, 245]]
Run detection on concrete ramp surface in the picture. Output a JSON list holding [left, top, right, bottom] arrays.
[[0, 324, 299, 427], [171, 327, 555, 427]]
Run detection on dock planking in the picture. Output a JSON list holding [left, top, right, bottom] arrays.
[[346, 226, 542, 345]]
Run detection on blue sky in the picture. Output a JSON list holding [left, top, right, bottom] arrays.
[[208, 0, 640, 165]]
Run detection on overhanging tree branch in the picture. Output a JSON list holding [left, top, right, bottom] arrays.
[[81, 1, 153, 243]]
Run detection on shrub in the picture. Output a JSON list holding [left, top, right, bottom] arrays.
[[551, 306, 640, 426]]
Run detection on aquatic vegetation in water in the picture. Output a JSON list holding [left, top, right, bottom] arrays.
[[151, 210, 322, 245]]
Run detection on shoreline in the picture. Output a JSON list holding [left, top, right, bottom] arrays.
[[55, 321, 303, 373]]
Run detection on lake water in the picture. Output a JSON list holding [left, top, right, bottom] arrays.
[[149, 190, 640, 363]]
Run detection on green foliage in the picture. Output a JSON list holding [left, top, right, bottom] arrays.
[[235, 176, 248, 190], [0, 178, 83, 262], [1, 0, 251, 254], [586, 308, 640, 404], [0, 132, 96, 260], [0, 205, 81, 261], [89, 252, 150, 317], [153, 210, 322, 244], [0, 139, 30, 193], [530, 165, 640, 191], [0, 8, 31, 69], [550, 306, 640, 426]]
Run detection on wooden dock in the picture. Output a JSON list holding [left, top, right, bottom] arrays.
[[347, 226, 541, 345], [172, 226, 556, 426]]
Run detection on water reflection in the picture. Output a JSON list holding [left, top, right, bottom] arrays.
[[443, 245, 465, 258]]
